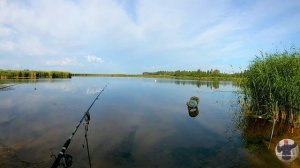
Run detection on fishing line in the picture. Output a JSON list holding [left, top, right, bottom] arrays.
[[51, 83, 108, 168]]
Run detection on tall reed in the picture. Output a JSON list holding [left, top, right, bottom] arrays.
[[242, 49, 300, 117]]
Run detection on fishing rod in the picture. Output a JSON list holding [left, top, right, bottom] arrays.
[[51, 83, 108, 168]]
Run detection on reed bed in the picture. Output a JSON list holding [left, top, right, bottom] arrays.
[[0, 70, 71, 79], [242, 49, 300, 118]]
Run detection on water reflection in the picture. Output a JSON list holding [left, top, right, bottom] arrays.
[[86, 87, 103, 95], [154, 79, 241, 90], [0, 84, 16, 91], [188, 109, 199, 118], [0, 77, 254, 167], [231, 97, 300, 167], [105, 126, 138, 167]]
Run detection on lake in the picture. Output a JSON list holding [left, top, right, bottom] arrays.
[[0, 77, 281, 167]]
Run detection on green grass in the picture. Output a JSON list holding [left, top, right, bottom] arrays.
[[242, 49, 300, 116]]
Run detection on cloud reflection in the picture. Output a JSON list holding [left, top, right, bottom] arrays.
[[85, 87, 102, 95]]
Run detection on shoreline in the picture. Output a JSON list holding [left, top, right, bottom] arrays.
[[72, 74, 243, 81]]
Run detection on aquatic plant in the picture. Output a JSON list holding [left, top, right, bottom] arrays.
[[242, 49, 300, 117]]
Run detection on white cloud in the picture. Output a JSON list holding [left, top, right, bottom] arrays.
[[0, 26, 14, 36], [0, 0, 299, 73], [86, 87, 102, 95], [46, 58, 82, 66], [0, 0, 142, 57], [0, 41, 16, 51], [86, 55, 104, 64]]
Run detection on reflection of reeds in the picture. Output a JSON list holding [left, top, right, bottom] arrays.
[[242, 49, 300, 120], [0, 84, 15, 91]]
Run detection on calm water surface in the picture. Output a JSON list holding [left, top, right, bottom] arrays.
[[0, 77, 253, 167]]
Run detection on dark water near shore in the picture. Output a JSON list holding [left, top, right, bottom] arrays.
[[0, 77, 279, 167]]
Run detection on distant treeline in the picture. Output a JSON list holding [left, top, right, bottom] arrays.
[[73, 70, 243, 81], [0, 70, 71, 79], [142, 69, 243, 80]]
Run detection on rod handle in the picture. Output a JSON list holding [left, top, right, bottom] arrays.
[[51, 139, 71, 168]]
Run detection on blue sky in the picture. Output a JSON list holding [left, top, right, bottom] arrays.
[[0, 0, 300, 73]]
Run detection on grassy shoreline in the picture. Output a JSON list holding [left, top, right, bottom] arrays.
[[0, 71, 242, 81], [0, 70, 71, 79], [0, 69, 242, 81]]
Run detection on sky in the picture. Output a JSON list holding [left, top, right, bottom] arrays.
[[0, 0, 300, 74]]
